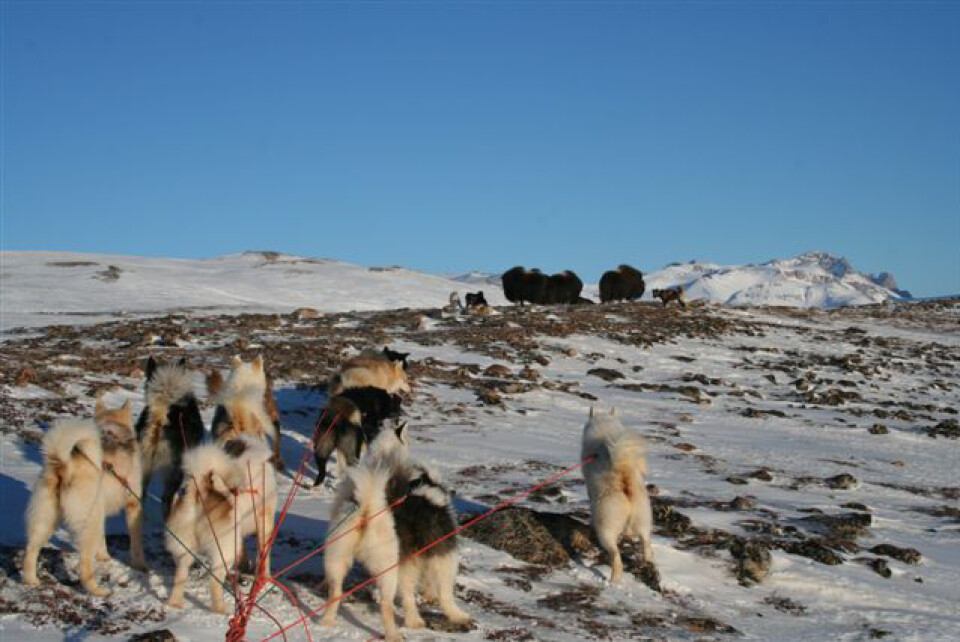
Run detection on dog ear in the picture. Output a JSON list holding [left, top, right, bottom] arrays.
[[95, 396, 107, 416], [231, 355, 243, 368], [206, 471, 233, 500], [119, 400, 133, 423], [395, 421, 408, 445], [253, 355, 264, 372], [145, 356, 158, 381]]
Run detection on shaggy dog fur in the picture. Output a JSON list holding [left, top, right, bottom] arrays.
[[136, 357, 205, 517], [322, 423, 470, 640], [24, 401, 146, 596], [464, 291, 488, 308], [312, 395, 364, 487], [501, 266, 583, 305], [581, 408, 653, 583], [313, 388, 404, 486], [652, 286, 686, 308], [329, 359, 410, 396], [599, 265, 645, 303], [209, 355, 283, 469], [349, 347, 411, 371], [165, 435, 277, 613]]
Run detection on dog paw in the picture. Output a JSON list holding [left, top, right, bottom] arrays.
[[22, 575, 40, 587], [404, 616, 426, 629], [88, 585, 111, 598], [320, 615, 337, 628], [96, 551, 112, 562], [130, 559, 148, 572], [167, 597, 184, 609]]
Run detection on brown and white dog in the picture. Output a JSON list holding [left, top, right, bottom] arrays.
[[329, 358, 411, 396], [23, 399, 146, 596], [651, 286, 687, 308], [165, 434, 277, 613], [209, 355, 283, 469]]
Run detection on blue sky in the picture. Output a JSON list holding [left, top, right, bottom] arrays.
[[2, 1, 958, 296]]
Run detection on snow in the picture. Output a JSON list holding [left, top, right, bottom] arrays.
[[0, 252, 957, 641]]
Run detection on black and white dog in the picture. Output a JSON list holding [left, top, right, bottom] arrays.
[[135, 357, 205, 516], [312, 387, 404, 487], [464, 291, 488, 309], [322, 422, 470, 640]]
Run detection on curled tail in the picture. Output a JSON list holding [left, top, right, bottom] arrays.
[[610, 432, 648, 500], [43, 419, 102, 480]]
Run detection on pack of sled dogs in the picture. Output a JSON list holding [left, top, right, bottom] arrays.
[[22, 345, 653, 638]]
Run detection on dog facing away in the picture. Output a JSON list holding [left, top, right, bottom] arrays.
[[581, 408, 653, 583], [165, 434, 277, 613], [350, 346, 411, 371], [23, 401, 146, 596], [209, 355, 283, 469], [136, 357, 206, 517], [336, 386, 404, 440], [329, 358, 410, 396], [322, 422, 470, 640]]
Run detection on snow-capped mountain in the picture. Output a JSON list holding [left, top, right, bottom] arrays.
[[644, 252, 907, 309]]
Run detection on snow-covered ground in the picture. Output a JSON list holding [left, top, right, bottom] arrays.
[[0, 255, 956, 642], [1, 250, 908, 334]]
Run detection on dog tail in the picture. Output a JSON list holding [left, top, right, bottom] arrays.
[[610, 432, 648, 502], [43, 419, 102, 480]]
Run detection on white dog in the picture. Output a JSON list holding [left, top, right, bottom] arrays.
[[581, 408, 653, 583], [165, 434, 277, 613], [23, 400, 146, 596]]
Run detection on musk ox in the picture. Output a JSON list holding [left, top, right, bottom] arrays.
[[501, 267, 583, 305], [599, 265, 645, 303]]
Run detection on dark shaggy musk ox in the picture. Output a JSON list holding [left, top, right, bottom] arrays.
[[501, 266, 583, 305], [652, 286, 687, 308], [136, 357, 206, 517], [464, 291, 488, 309], [599, 264, 645, 303]]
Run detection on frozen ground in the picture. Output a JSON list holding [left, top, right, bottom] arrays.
[[1, 296, 957, 641]]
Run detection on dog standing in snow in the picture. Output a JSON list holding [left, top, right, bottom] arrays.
[[329, 358, 411, 396], [165, 434, 277, 613], [322, 421, 470, 641], [23, 399, 146, 596], [581, 408, 653, 583]]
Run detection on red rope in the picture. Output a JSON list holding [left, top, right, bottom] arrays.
[[260, 455, 596, 642]]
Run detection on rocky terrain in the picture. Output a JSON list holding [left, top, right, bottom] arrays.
[[1, 298, 958, 640]]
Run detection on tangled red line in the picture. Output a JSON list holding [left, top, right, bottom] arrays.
[[260, 455, 596, 642]]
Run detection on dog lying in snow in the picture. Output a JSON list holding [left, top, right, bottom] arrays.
[[581, 408, 653, 583], [329, 358, 411, 396], [165, 434, 277, 613], [322, 421, 470, 640], [208, 355, 283, 470], [23, 399, 146, 596]]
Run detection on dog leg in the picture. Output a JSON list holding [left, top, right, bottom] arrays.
[[636, 488, 654, 563], [97, 536, 111, 562], [312, 453, 328, 487], [78, 523, 110, 597], [376, 567, 401, 642], [125, 499, 147, 571], [167, 555, 191, 608], [320, 554, 348, 627], [435, 552, 471, 625], [23, 481, 59, 586], [210, 560, 229, 614], [398, 562, 425, 629], [258, 494, 277, 578]]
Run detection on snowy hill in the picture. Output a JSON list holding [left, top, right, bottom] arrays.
[[0, 251, 505, 331], [644, 252, 906, 308]]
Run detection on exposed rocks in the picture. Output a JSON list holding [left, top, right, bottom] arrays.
[[128, 631, 178, 642], [870, 544, 921, 565], [731, 539, 772, 585], [587, 367, 624, 382], [869, 423, 890, 435], [483, 364, 512, 378], [824, 473, 858, 490], [927, 419, 959, 439], [291, 307, 321, 320]]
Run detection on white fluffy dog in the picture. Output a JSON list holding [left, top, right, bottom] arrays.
[[165, 434, 277, 613], [581, 408, 653, 583], [23, 400, 146, 596]]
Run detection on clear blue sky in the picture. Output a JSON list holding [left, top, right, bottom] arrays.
[[2, 1, 958, 296]]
